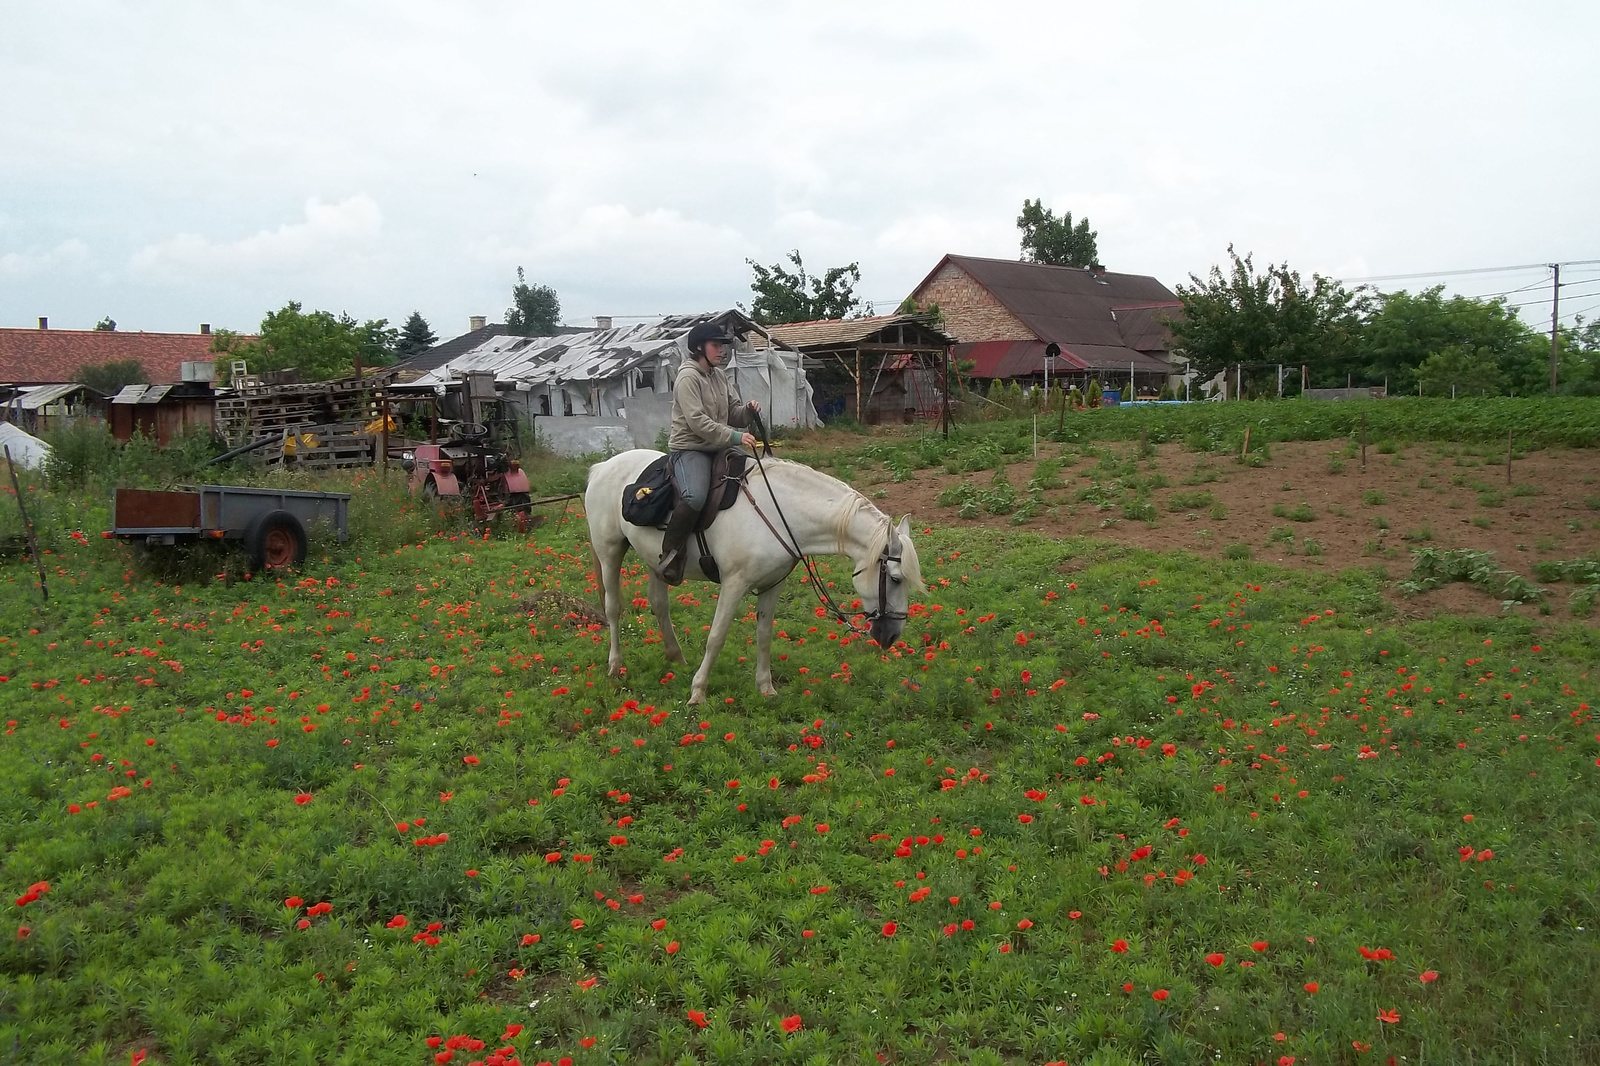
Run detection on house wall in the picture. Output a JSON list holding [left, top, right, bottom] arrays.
[[911, 261, 1034, 342]]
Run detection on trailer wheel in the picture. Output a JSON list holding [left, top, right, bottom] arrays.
[[245, 510, 308, 571], [422, 476, 440, 501]]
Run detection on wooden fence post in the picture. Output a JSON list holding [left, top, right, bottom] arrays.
[[4, 447, 48, 602]]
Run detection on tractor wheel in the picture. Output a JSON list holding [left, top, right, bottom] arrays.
[[244, 510, 308, 572], [422, 476, 440, 501]]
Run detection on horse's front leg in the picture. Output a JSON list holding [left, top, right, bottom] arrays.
[[592, 542, 628, 676], [754, 583, 781, 697], [689, 577, 749, 706], [647, 572, 685, 664]]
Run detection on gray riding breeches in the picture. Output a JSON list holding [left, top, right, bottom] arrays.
[[669, 450, 714, 510]]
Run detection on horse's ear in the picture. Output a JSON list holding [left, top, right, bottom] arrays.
[[896, 515, 911, 538]]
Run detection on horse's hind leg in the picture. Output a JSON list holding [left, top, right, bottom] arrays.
[[647, 572, 684, 664], [595, 540, 628, 676]]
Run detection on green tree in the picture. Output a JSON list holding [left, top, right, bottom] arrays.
[[1016, 199, 1099, 268], [213, 302, 398, 382], [745, 250, 872, 325], [396, 311, 438, 359], [1416, 345, 1509, 397], [74, 359, 146, 394], [1360, 286, 1545, 395], [506, 267, 561, 336], [1556, 317, 1600, 396], [93, 317, 116, 332], [1171, 246, 1370, 388]]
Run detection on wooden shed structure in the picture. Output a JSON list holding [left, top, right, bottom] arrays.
[[108, 382, 216, 445], [767, 314, 953, 427]]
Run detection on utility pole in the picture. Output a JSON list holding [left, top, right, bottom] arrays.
[[1550, 263, 1561, 395]]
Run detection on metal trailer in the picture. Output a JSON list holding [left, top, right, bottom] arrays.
[[111, 484, 351, 570]]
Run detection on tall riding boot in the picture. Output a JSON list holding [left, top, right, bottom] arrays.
[[657, 498, 700, 586]]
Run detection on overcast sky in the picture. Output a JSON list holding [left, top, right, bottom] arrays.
[[3, 1, 1598, 339]]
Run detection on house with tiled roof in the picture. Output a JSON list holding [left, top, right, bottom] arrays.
[[906, 254, 1183, 395], [0, 321, 226, 385]]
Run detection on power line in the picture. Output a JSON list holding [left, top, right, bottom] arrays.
[[1337, 258, 1600, 284]]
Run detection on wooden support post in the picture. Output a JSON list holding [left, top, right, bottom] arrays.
[[1141, 426, 1149, 459], [941, 347, 951, 440], [855, 349, 863, 425], [1361, 412, 1367, 472], [1506, 429, 1514, 483], [1241, 425, 1251, 459], [380, 393, 391, 477], [4, 447, 47, 602]]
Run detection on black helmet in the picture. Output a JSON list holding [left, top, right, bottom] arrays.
[[686, 321, 735, 357]]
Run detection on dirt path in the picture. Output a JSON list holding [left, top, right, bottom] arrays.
[[843, 437, 1600, 623]]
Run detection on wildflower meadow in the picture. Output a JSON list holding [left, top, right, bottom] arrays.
[[2, 401, 1599, 1065]]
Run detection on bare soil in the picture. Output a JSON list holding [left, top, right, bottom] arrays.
[[848, 438, 1600, 623]]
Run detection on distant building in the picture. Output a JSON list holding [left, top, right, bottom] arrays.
[[906, 254, 1183, 396], [0, 320, 225, 385]]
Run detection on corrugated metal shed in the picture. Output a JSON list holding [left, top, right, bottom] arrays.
[[401, 311, 787, 390], [16, 382, 94, 409]]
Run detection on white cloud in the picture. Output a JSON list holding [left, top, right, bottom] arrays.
[[130, 195, 382, 280], [0, 238, 90, 279]]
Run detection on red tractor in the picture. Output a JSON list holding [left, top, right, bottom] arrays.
[[402, 422, 535, 533]]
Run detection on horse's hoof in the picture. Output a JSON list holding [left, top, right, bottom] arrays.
[[665, 648, 686, 664], [607, 662, 623, 677], [759, 685, 777, 698], [687, 690, 706, 706]]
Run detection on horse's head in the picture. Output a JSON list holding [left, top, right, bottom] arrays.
[[856, 515, 924, 648]]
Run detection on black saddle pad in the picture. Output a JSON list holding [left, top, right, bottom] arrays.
[[621, 455, 674, 527]]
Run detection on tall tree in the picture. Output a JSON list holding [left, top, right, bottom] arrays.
[[1016, 199, 1099, 268], [212, 302, 398, 382], [93, 317, 116, 332], [396, 311, 438, 359], [745, 250, 871, 325], [1361, 286, 1546, 395], [1171, 246, 1369, 388], [506, 267, 561, 336], [75, 359, 146, 394]]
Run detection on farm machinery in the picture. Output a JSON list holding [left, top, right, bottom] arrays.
[[401, 421, 536, 533]]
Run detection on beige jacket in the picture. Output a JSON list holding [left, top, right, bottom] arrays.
[[668, 358, 753, 451]]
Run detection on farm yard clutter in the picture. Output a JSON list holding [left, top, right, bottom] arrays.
[[1, 397, 1598, 1062]]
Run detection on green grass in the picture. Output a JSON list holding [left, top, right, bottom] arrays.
[[2, 456, 1600, 1064]]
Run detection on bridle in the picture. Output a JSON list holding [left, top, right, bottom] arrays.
[[743, 410, 907, 637]]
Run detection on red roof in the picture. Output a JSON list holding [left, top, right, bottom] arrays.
[[0, 328, 225, 385], [956, 339, 1170, 378]]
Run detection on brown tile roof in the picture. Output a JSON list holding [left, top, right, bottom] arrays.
[[913, 255, 1182, 369], [0, 328, 227, 385]]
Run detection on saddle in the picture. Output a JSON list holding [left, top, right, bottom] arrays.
[[620, 449, 749, 582]]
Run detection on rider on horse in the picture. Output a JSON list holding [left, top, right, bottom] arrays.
[[659, 321, 761, 585]]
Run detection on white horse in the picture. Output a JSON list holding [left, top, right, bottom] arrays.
[[585, 449, 926, 705]]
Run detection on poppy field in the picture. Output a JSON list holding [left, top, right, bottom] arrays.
[[3, 412, 1600, 1065]]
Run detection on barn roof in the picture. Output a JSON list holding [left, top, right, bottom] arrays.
[[398, 310, 791, 390], [0, 327, 224, 385]]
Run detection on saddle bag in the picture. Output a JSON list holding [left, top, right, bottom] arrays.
[[621, 455, 674, 527]]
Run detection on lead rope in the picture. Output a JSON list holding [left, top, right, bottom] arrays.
[[746, 409, 867, 633]]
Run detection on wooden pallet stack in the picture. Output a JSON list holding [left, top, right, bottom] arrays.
[[215, 377, 389, 470]]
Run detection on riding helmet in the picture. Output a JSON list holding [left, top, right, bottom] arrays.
[[686, 321, 736, 356]]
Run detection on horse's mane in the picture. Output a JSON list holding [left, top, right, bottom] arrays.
[[754, 457, 925, 592]]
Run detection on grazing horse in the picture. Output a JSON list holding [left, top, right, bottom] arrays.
[[585, 449, 925, 705]]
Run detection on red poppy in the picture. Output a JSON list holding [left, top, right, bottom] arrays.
[[293, 793, 314, 805], [579, 1036, 596, 1048], [1111, 939, 1129, 953], [1303, 981, 1319, 994], [570, 918, 585, 929], [386, 914, 408, 929], [666, 941, 679, 953], [1205, 953, 1225, 966], [687, 1009, 708, 1028], [1251, 940, 1269, 952], [576, 977, 597, 990], [284, 896, 304, 909], [1420, 970, 1439, 983], [609, 836, 627, 846], [1017, 814, 1033, 824], [521, 933, 540, 945], [1377, 1007, 1401, 1024], [814, 823, 829, 834], [462, 755, 479, 765], [780, 1014, 802, 1033], [1152, 988, 1169, 1001], [1068, 910, 1082, 920], [1121, 982, 1134, 993], [881, 922, 897, 937], [1016, 919, 1033, 930]]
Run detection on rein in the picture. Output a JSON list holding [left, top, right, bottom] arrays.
[[744, 410, 901, 634]]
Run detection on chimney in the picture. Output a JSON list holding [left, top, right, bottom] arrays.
[[37, 317, 48, 329], [469, 315, 487, 331], [594, 316, 612, 330], [1089, 263, 1107, 284], [200, 323, 211, 335]]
